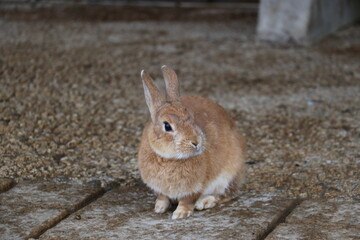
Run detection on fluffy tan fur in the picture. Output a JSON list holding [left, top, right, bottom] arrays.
[[138, 66, 246, 219]]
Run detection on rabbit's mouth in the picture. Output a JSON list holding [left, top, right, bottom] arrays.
[[151, 142, 205, 160], [193, 146, 205, 157], [149, 132, 206, 160], [174, 142, 206, 159]]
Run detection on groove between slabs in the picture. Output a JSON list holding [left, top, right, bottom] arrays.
[[256, 199, 303, 240], [29, 186, 107, 239]]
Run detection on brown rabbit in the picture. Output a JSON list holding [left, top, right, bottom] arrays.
[[138, 65, 246, 219]]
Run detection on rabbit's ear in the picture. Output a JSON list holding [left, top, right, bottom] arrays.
[[161, 65, 180, 102], [141, 70, 165, 122]]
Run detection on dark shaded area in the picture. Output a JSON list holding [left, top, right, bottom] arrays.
[[0, 5, 256, 22]]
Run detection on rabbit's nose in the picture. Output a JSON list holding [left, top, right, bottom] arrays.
[[191, 142, 198, 148]]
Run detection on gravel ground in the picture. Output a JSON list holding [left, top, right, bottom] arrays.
[[0, 6, 359, 200]]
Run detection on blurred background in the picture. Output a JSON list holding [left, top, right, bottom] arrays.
[[0, 0, 359, 201]]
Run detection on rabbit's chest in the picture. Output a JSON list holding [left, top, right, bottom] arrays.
[[143, 158, 204, 199]]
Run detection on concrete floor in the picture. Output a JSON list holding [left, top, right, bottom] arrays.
[[1, 180, 359, 239]]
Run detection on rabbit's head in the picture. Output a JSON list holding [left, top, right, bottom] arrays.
[[141, 66, 205, 159]]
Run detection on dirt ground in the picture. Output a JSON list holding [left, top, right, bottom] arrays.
[[0, 6, 359, 200]]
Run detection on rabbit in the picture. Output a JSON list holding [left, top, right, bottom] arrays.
[[138, 65, 246, 219]]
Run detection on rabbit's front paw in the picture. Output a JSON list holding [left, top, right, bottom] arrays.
[[195, 195, 217, 210], [172, 207, 193, 219], [154, 197, 170, 214]]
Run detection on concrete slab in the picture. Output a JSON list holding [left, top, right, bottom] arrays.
[[266, 200, 360, 240], [0, 181, 104, 239], [0, 178, 14, 193], [40, 185, 298, 240], [0, 205, 65, 240], [0, 181, 104, 210]]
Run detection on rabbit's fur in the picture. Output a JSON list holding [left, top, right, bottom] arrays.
[[138, 66, 246, 219]]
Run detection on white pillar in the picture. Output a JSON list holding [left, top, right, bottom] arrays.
[[257, 0, 360, 44]]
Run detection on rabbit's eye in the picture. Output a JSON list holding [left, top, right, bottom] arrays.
[[163, 121, 173, 132]]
